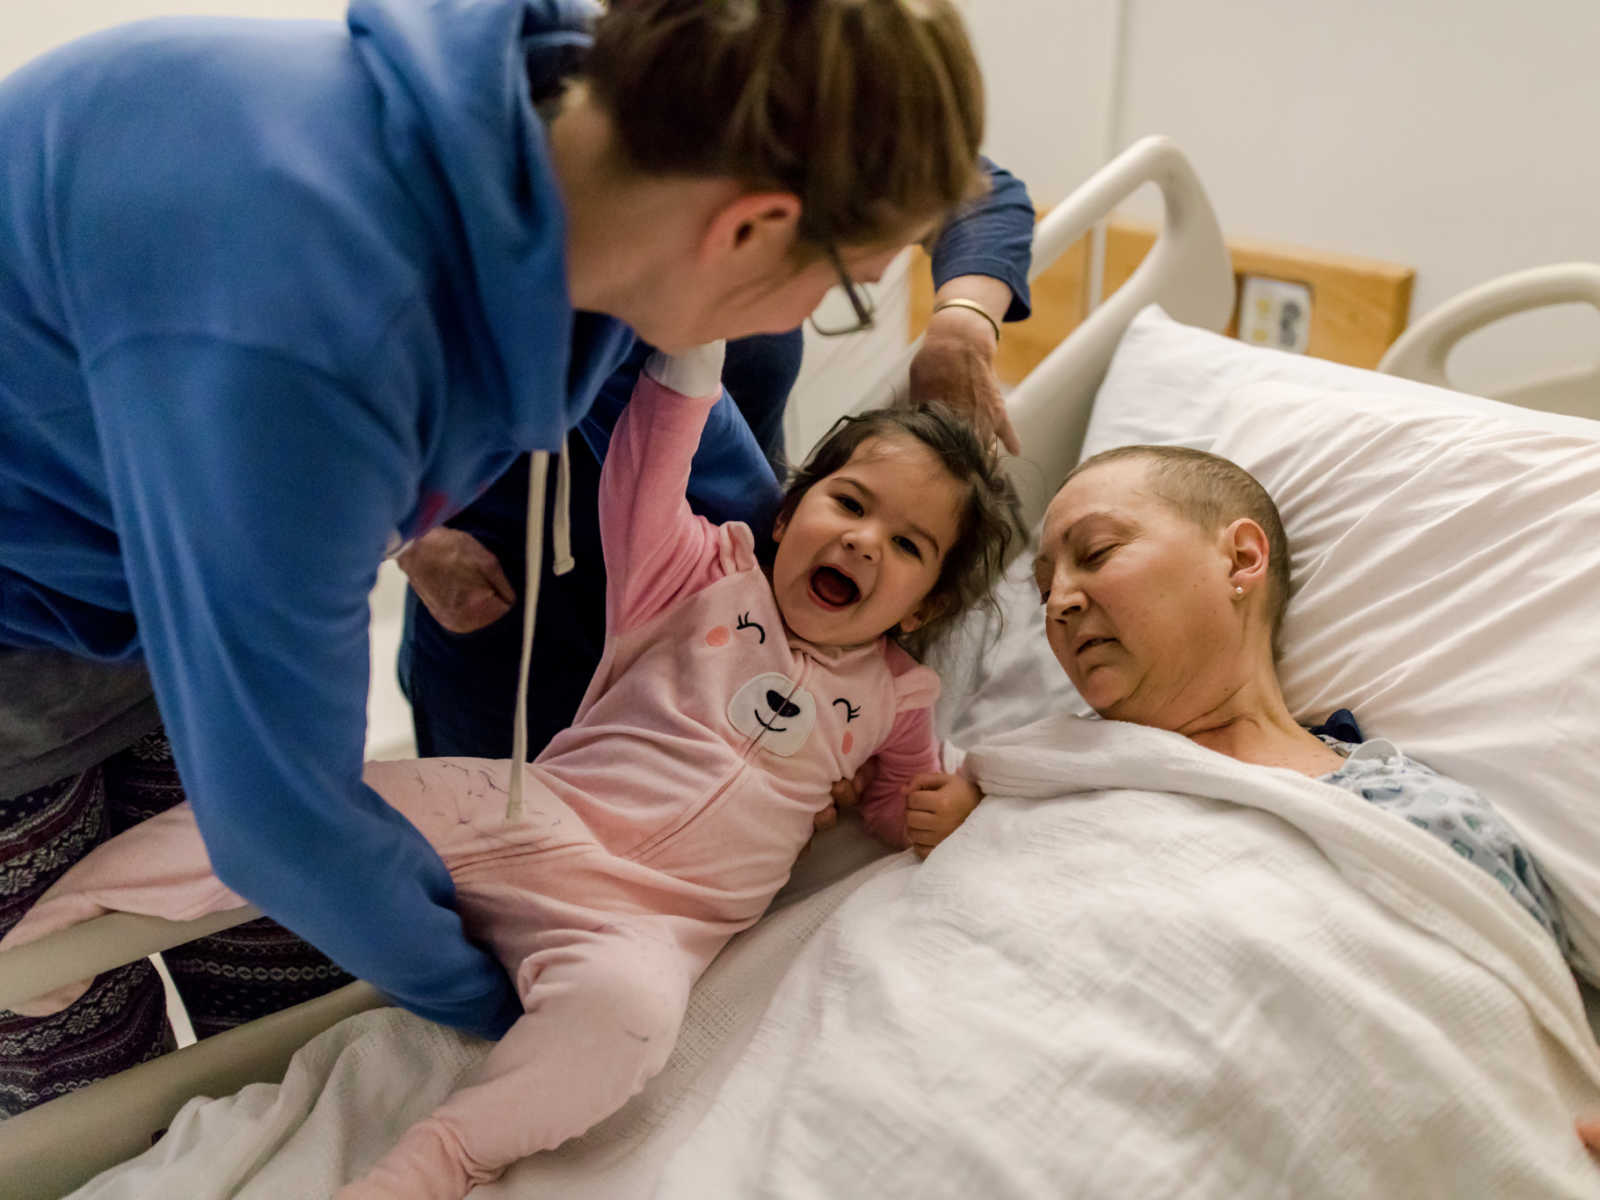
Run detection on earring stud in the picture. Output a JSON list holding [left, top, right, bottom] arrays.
[[1234, 586, 1244, 596]]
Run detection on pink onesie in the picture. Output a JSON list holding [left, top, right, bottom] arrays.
[[2, 354, 940, 1199]]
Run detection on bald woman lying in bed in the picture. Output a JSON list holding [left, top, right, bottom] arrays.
[[1008, 443, 1600, 1150], [1021, 444, 1567, 939]]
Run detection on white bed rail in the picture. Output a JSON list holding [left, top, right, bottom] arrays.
[[848, 135, 1234, 529], [1005, 136, 1234, 525], [0, 980, 385, 1198], [1379, 263, 1600, 420], [0, 907, 259, 1014], [0, 903, 393, 1200]]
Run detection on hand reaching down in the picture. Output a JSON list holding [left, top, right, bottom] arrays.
[[397, 527, 517, 634], [910, 276, 1017, 454]]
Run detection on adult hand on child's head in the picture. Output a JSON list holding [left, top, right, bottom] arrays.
[[397, 528, 517, 634], [911, 275, 1017, 454], [904, 772, 983, 859]]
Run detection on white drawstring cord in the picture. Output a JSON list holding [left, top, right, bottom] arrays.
[[505, 451, 546, 820], [505, 436, 575, 820], [552, 436, 574, 576]]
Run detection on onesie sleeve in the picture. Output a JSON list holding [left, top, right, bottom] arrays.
[[856, 707, 942, 850], [598, 345, 730, 634], [856, 647, 944, 849]]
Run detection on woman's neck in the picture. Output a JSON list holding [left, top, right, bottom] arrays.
[[1174, 670, 1344, 777]]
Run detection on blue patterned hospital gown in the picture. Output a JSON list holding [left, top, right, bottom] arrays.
[[1313, 712, 1567, 949]]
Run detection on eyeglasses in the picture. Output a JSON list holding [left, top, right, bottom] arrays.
[[807, 242, 877, 337]]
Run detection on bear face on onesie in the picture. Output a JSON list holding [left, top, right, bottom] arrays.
[[534, 524, 936, 908]]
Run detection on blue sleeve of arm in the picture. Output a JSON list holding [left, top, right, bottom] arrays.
[[87, 338, 521, 1041], [685, 389, 782, 531], [579, 373, 782, 533], [928, 156, 1037, 322]]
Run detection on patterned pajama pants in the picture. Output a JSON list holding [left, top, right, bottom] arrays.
[[0, 732, 352, 1116]]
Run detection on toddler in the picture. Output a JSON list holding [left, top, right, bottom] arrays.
[[1, 344, 1016, 1198]]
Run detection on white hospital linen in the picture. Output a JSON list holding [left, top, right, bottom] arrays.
[[654, 715, 1600, 1199], [66, 717, 1600, 1198]]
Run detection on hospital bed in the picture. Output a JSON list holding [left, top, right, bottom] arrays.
[[4, 137, 1600, 1198]]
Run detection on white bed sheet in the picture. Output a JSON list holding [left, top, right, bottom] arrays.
[[67, 848, 894, 1200], [654, 716, 1600, 1198], [67, 638, 1600, 1199]]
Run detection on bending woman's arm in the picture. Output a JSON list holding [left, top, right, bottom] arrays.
[[87, 337, 522, 1041]]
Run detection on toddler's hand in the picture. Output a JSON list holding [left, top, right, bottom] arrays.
[[1577, 1116, 1600, 1157], [904, 772, 982, 859], [827, 759, 879, 817], [810, 760, 881, 843]]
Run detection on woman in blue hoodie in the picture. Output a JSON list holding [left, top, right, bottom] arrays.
[[0, 0, 991, 1111]]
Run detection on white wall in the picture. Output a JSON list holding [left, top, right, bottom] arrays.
[[797, 0, 1600, 440], [0, 0, 343, 79], [966, 0, 1124, 209], [1108, 0, 1600, 392], [7, 0, 1597, 740]]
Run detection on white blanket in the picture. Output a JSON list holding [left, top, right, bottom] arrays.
[[73, 718, 1600, 1198], [657, 716, 1600, 1198]]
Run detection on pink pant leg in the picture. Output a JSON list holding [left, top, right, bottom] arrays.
[[0, 803, 241, 1014], [0, 758, 499, 1017], [340, 920, 692, 1200]]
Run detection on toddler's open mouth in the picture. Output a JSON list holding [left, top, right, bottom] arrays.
[[809, 566, 859, 609]]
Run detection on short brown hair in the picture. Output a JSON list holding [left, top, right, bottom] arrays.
[[1066, 445, 1293, 648], [586, 0, 985, 251], [776, 404, 1020, 657]]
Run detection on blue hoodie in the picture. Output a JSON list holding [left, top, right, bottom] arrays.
[[0, 0, 632, 1038]]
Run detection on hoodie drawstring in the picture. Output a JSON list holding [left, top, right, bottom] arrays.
[[506, 436, 574, 819], [552, 436, 574, 576]]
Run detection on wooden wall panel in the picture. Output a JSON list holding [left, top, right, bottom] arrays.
[[907, 236, 1090, 387], [1104, 223, 1414, 368], [909, 219, 1414, 377]]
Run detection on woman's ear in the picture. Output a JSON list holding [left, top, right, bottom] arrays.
[[1223, 517, 1270, 594], [701, 191, 802, 269]]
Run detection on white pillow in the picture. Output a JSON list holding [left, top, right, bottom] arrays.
[[1080, 304, 1600, 977], [929, 545, 1088, 750]]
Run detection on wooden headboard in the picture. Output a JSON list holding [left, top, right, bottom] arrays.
[[910, 218, 1414, 380]]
